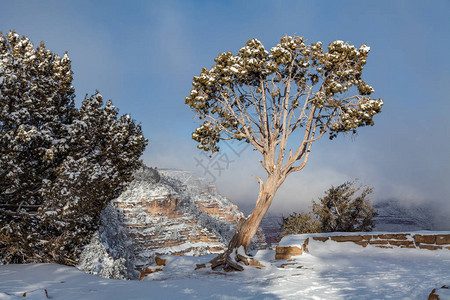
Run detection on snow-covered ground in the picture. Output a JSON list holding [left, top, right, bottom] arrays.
[[1, 240, 449, 299]]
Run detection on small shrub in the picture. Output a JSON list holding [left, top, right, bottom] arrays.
[[280, 180, 378, 237]]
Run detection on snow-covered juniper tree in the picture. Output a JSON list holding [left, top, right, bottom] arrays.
[[280, 181, 377, 237], [0, 30, 76, 263], [279, 212, 321, 238], [38, 93, 146, 264], [0, 31, 147, 264], [312, 181, 377, 233], [185, 35, 383, 270], [0, 30, 76, 214]]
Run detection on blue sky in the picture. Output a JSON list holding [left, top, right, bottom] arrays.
[[1, 0, 449, 215]]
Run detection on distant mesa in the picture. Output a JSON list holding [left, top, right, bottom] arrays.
[[373, 200, 437, 232]]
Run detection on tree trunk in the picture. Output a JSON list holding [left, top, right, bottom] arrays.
[[209, 173, 282, 271]]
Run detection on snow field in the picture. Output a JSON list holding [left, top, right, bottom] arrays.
[[1, 241, 449, 299]]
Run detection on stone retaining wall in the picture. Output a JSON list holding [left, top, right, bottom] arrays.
[[275, 232, 450, 259]]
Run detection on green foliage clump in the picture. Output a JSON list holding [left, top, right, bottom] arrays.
[[280, 212, 320, 238], [0, 31, 147, 265], [280, 181, 378, 237]]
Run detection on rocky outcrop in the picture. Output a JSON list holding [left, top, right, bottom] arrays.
[[79, 167, 266, 278], [108, 167, 266, 270]]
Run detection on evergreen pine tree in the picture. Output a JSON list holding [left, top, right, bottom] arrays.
[[0, 31, 147, 264], [0, 31, 76, 263], [38, 93, 147, 264], [0, 30, 75, 212]]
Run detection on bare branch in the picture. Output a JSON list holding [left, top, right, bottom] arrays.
[[259, 79, 271, 148], [267, 79, 278, 132], [292, 105, 316, 161], [214, 91, 264, 152], [286, 122, 316, 175], [253, 175, 265, 205], [247, 83, 265, 137], [0, 208, 37, 217], [288, 85, 314, 135], [229, 88, 261, 135]]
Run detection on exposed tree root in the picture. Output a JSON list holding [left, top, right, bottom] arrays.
[[206, 248, 264, 272], [197, 214, 267, 272]]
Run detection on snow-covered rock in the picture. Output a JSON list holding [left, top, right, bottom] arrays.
[[79, 166, 265, 279], [78, 233, 129, 280]]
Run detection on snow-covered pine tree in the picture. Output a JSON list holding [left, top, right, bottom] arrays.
[[0, 31, 147, 264], [38, 93, 147, 264], [0, 31, 76, 263], [0, 30, 75, 213]]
